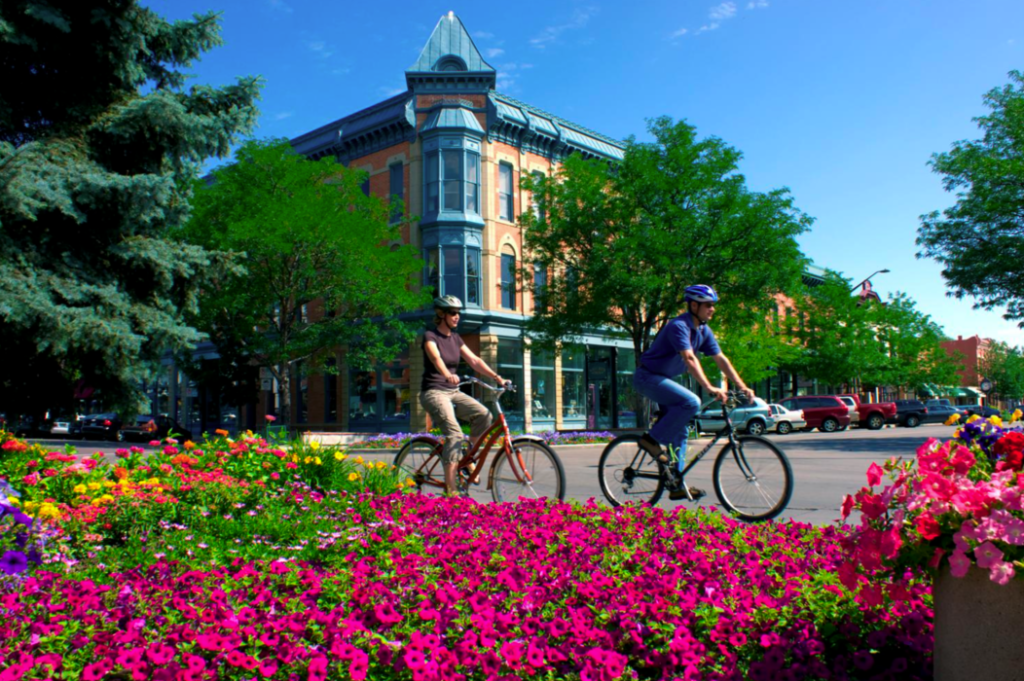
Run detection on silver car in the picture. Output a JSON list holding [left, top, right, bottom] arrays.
[[695, 397, 776, 436], [768, 403, 807, 435]]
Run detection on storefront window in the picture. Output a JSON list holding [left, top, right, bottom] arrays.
[[347, 349, 410, 432], [616, 349, 638, 428], [561, 348, 586, 429], [531, 349, 556, 431], [497, 339, 524, 429]]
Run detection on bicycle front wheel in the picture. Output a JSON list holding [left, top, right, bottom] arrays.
[[393, 437, 447, 496], [597, 435, 665, 507], [712, 435, 793, 521], [492, 440, 565, 502]]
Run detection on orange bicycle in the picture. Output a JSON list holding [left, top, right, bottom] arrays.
[[393, 377, 566, 501]]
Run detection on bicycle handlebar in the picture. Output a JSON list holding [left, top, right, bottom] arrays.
[[456, 376, 516, 393]]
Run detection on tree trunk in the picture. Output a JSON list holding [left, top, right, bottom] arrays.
[[275, 363, 291, 427]]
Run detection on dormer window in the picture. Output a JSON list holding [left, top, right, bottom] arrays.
[[435, 56, 467, 72]]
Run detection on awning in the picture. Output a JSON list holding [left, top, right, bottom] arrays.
[[964, 387, 984, 398], [917, 383, 939, 396]]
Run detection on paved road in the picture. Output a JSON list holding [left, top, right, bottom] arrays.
[[26, 424, 955, 526]]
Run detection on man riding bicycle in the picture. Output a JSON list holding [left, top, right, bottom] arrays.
[[420, 295, 506, 496], [633, 284, 755, 500]]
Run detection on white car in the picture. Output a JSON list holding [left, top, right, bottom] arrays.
[[768, 404, 806, 435]]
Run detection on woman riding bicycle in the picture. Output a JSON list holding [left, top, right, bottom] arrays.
[[633, 284, 755, 500], [420, 295, 505, 496]]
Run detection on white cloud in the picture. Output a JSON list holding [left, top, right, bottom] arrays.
[[305, 40, 333, 59], [747, 0, 769, 8], [530, 6, 598, 49], [671, 27, 689, 38], [697, 22, 720, 33], [486, 48, 505, 58], [273, 111, 293, 121], [709, 2, 737, 21], [266, 0, 293, 13], [475, 31, 495, 39]]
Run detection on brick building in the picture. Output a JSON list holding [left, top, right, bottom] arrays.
[[282, 12, 638, 434]]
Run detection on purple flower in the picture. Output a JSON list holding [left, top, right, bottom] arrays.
[[0, 550, 29, 575]]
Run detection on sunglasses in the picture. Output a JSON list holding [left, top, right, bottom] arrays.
[[445, 310, 461, 316]]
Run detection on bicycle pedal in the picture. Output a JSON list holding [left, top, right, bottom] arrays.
[[669, 486, 706, 502]]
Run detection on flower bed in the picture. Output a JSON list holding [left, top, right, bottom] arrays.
[[0, 429, 935, 680]]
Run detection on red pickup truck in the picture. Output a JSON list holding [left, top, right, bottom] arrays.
[[838, 394, 898, 430]]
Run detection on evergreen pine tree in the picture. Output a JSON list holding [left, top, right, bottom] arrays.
[[0, 1, 261, 415]]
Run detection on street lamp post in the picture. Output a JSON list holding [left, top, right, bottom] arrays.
[[850, 268, 890, 293]]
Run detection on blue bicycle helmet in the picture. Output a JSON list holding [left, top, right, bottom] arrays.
[[684, 284, 719, 303]]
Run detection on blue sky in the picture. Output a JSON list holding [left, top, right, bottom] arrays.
[[148, 0, 1024, 346]]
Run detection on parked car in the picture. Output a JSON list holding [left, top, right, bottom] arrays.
[[923, 399, 967, 424], [695, 397, 775, 436], [962, 405, 1002, 419], [118, 415, 192, 443], [768, 403, 806, 434], [835, 396, 859, 430], [13, 415, 50, 438], [777, 395, 851, 433], [838, 394, 898, 430], [81, 413, 123, 441], [893, 399, 928, 427], [50, 415, 83, 439]]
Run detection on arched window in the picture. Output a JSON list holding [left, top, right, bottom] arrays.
[[501, 243, 517, 311], [435, 56, 467, 72]]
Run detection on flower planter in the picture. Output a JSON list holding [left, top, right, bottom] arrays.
[[934, 566, 1024, 681]]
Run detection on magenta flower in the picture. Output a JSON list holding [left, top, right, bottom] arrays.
[[974, 541, 1005, 569]]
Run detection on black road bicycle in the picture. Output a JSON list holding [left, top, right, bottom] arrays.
[[598, 390, 793, 521]]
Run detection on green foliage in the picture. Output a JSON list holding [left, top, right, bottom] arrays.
[[521, 116, 811, 382], [0, 1, 261, 414], [918, 70, 1024, 326], [782, 276, 962, 391], [979, 341, 1024, 401], [178, 139, 429, 423]]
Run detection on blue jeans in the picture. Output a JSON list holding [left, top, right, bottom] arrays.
[[633, 366, 701, 473]]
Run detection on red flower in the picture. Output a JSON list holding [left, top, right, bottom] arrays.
[[915, 514, 941, 540]]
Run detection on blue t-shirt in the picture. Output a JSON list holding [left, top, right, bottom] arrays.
[[640, 313, 721, 377]]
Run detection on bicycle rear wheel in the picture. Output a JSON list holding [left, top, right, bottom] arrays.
[[393, 437, 447, 496], [712, 435, 793, 521], [598, 435, 665, 507], [492, 439, 565, 502]]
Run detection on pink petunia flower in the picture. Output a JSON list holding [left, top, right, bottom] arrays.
[[948, 549, 971, 578], [974, 541, 1004, 569]]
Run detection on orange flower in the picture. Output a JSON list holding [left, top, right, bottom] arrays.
[[114, 467, 129, 480], [183, 440, 195, 450], [215, 429, 229, 437]]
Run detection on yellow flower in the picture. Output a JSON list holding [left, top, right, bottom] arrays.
[[314, 457, 322, 465], [303, 456, 312, 464], [354, 456, 364, 465], [1013, 409, 1023, 422], [966, 414, 982, 424], [147, 477, 160, 485], [37, 504, 61, 520], [347, 472, 361, 482], [375, 461, 386, 470], [7, 497, 19, 506], [73, 484, 88, 494], [87, 482, 102, 491], [291, 454, 299, 463], [953, 428, 962, 439], [945, 413, 961, 425], [308, 440, 320, 451], [333, 452, 347, 461], [23, 501, 36, 511], [988, 415, 1003, 428], [103, 480, 116, 488], [405, 478, 415, 487]]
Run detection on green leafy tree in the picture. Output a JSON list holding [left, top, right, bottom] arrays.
[[918, 70, 1024, 326], [522, 117, 811, 389], [868, 293, 963, 392], [980, 342, 1024, 402], [782, 277, 878, 391], [178, 139, 428, 425], [0, 1, 260, 415]]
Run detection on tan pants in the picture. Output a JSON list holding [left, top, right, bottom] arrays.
[[420, 389, 493, 463]]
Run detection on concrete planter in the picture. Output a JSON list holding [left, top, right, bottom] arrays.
[[934, 566, 1024, 680]]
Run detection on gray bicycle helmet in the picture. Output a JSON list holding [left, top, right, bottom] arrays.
[[433, 295, 463, 310]]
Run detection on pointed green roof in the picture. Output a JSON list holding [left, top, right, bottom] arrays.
[[407, 12, 495, 74]]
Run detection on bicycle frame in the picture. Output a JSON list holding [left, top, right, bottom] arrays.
[[638, 393, 761, 492], [420, 377, 534, 492]]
